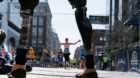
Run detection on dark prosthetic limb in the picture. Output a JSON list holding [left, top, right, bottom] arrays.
[[7, 0, 39, 77], [8, 16, 31, 78], [68, 0, 87, 9], [19, 0, 39, 16], [75, 8, 98, 78], [68, 0, 98, 78]]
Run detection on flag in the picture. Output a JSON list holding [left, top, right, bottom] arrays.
[[4, 44, 12, 60], [8, 45, 13, 60], [9, 45, 13, 56], [1, 48, 6, 56]]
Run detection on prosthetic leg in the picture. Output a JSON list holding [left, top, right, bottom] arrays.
[[8, 15, 31, 78], [8, 0, 39, 78], [68, 0, 98, 78]]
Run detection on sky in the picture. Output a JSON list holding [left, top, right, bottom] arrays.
[[46, 0, 108, 59]]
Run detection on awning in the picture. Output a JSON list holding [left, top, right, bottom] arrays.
[[124, 15, 139, 26], [124, 10, 140, 26]]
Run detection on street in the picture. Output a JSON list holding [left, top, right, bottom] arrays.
[[0, 67, 140, 78]]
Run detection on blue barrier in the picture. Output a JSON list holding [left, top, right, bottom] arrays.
[[116, 51, 128, 72], [129, 48, 140, 72], [115, 48, 140, 72]]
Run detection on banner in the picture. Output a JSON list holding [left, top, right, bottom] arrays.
[[129, 49, 140, 72], [4, 44, 13, 60], [89, 15, 109, 24], [115, 48, 140, 72], [116, 51, 128, 72]]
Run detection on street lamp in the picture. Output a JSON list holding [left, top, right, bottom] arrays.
[[0, 13, 3, 28], [100, 37, 106, 54]]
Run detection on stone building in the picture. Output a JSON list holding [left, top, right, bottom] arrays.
[[0, 1, 22, 50]]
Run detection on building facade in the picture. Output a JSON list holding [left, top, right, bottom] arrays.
[[107, 0, 140, 72], [108, 0, 139, 51], [28, 2, 52, 61], [91, 29, 106, 57], [0, 1, 22, 50], [50, 29, 61, 62], [74, 47, 81, 65]]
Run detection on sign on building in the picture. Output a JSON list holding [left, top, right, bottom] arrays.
[[130, 50, 138, 72], [89, 15, 109, 24]]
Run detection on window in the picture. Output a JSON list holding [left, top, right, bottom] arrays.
[[39, 27, 43, 32], [32, 32, 37, 36], [38, 43, 42, 47], [39, 17, 43, 25], [39, 32, 43, 36], [40, 7, 44, 13], [38, 37, 43, 47], [38, 36, 43, 43], [34, 8, 38, 14], [32, 42, 36, 47], [38, 37, 43, 42], [32, 17, 37, 25], [38, 40, 42, 44], [32, 27, 37, 32], [38, 47, 43, 52], [38, 27, 43, 36], [32, 37, 37, 43]]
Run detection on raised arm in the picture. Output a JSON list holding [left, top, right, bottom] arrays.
[[56, 43, 65, 45], [70, 40, 81, 45]]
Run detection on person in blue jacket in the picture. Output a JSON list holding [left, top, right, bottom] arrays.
[[5, 53, 10, 63]]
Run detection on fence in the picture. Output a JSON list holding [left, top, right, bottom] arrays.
[[110, 42, 140, 72]]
